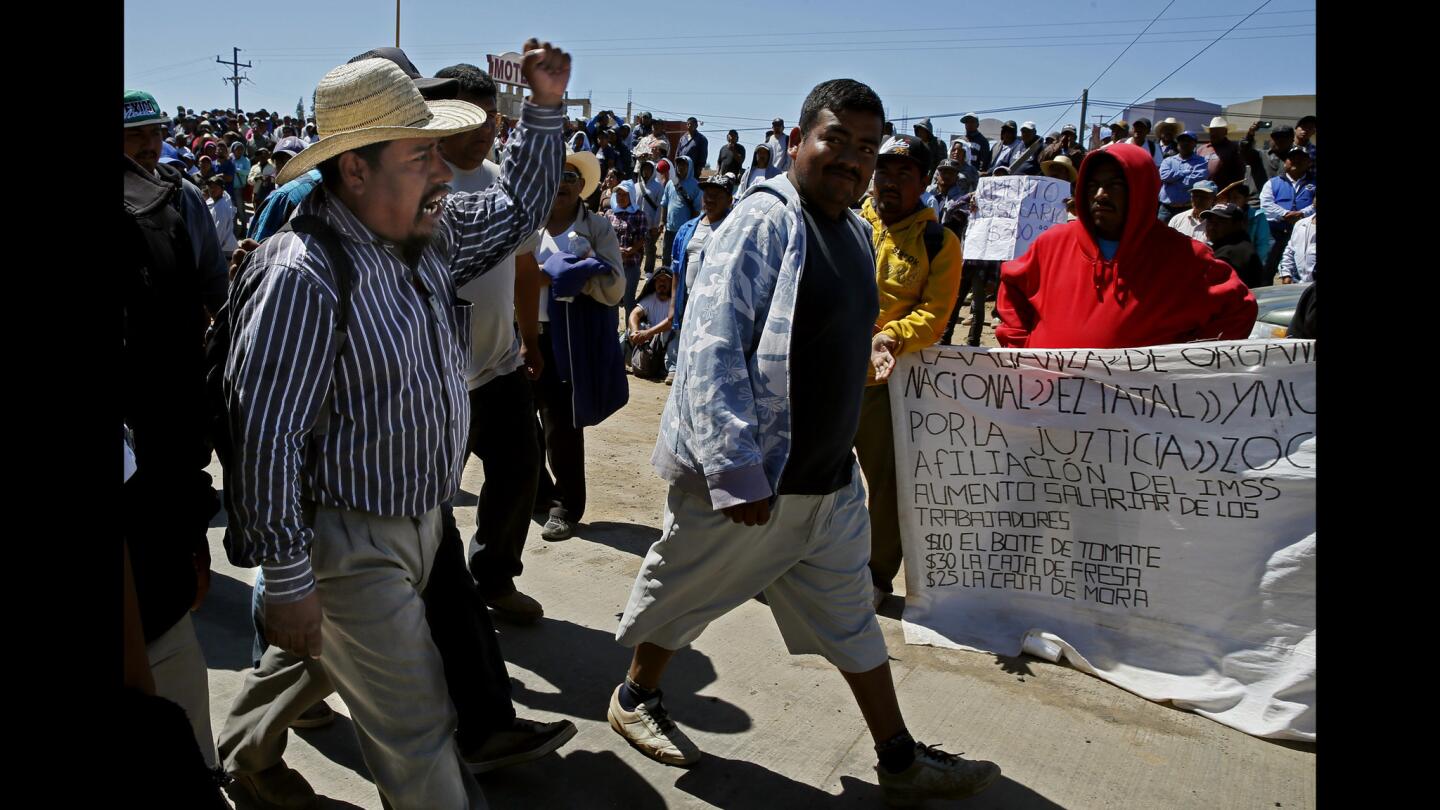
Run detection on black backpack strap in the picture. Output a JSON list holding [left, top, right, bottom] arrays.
[[922, 219, 945, 266], [280, 214, 356, 436], [284, 214, 354, 350]]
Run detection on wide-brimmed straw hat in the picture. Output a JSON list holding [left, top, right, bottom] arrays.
[[1040, 155, 1078, 183], [1155, 117, 1184, 137], [276, 58, 486, 185], [563, 149, 601, 198]]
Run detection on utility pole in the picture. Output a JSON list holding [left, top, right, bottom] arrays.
[[1077, 88, 1088, 144], [217, 47, 252, 113], [626, 88, 632, 124], [395, 0, 400, 47]]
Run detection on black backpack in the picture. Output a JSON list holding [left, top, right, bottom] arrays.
[[921, 219, 945, 266], [203, 214, 355, 473]]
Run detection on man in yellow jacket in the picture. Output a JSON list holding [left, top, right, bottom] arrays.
[[858, 134, 963, 607]]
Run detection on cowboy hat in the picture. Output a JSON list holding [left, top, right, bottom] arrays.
[[1155, 117, 1184, 137], [1040, 155, 1078, 184], [276, 58, 487, 185], [1206, 116, 1229, 131], [563, 148, 601, 198]]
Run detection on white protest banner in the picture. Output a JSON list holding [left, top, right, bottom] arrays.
[[486, 52, 528, 88], [888, 342, 1315, 741], [962, 176, 1070, 261]]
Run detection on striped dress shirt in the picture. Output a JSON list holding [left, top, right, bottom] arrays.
[[225, 102, 564, 604]]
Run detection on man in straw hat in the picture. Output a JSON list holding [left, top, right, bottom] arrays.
[[1155, 117, 1184, 161], [1158, 130, 1210, 222], [1199, 115, 1245, 188], [219, 39, 573, 809], [218, 51, 578, 810]]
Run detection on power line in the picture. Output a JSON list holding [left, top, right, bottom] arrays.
[[508, 31, 1316, 60], [239, 6, 1314, 54], [1101, 0, 1278, 124], [243, 25, 1313, 63], [1042, 0, 1180, 135]]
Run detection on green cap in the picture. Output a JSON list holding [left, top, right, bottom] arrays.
[[123, 89, 165, 128]]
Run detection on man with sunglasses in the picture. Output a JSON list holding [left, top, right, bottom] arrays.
[[530, 149, 625, 542]]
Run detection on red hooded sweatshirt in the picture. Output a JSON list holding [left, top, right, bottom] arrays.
[[995, 143, 1257, 349]]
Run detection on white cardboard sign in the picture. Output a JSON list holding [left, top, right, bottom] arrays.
[[962, 176, 1070, 261], [889, 341, 1316, 741]]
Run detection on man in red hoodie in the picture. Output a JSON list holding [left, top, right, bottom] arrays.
[[996, 143, 1256, 348]]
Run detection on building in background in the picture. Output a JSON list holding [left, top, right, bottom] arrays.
[[1121, 98, 1224, 136], [1223, 95, 1317, 140]]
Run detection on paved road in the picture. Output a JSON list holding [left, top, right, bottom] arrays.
[[198, 373, 1314, 809]]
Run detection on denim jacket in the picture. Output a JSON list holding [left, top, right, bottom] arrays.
[[650, 173, 874, 510]]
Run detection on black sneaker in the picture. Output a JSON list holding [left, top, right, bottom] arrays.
[[541, 517, 574, 541], [876, 742, 1000, 807], [463, 718, 578, 774]]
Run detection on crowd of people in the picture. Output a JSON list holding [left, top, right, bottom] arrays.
[[123, 32, 1313, 808]]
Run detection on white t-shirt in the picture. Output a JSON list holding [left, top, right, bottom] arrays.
[[683, 219, 715, 289], [638, 293, 671, 327], [448, 159, 540, 390], [207, 194, 237, 254], [1168, 210, 1208, 245], [532, 221, 576, 324]]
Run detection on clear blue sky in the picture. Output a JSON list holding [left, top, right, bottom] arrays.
[[124, 0, 1315, 145]]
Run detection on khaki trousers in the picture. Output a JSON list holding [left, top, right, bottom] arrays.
[[147, 612, 217, 769], [228, 505, 486, 809]]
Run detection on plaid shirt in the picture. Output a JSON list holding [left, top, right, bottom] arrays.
[[605, 208, 649, 266]]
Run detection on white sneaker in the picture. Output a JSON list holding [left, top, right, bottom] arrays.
[[607, 685, 701, 766], [876, 742, 1001, 807]]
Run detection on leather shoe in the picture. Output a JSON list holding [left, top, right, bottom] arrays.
[[227, 762, 317, 809], [463, 718, 578, 774], [486, 590, 544, 624]]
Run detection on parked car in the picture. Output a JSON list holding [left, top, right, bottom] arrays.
[[1248, 283, 1310, 339]]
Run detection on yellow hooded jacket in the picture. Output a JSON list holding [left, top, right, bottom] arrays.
[[859, 197, 963, 385]]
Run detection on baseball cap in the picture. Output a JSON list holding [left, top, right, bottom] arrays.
[[960, 112, 979, 125], [1133, 118, 1152, 129], [1200, 202, 1245, 222], [273, 136, 308, 158], [1020, 121, 1038, 132], [699, 172, 738, 193], [158, 143, 185, 167], [1284, 146, 1311, 159], [1001, 120, 1018, 131], [1061, 124, 1077, 134], [1271, 125, 1296, 138], [347, 47, 459, 99], [1110, 120, 1129, 131], [1177, 130, 1198, 141], [124, 89, 167, 128], [937, 158, 965, 172], [1191, 180, 1219, 195], [877, 135, 932, 174]]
